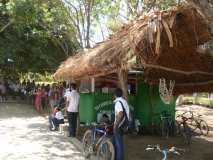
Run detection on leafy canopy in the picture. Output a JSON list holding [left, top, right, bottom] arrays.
[[0, 0, 80, 74]]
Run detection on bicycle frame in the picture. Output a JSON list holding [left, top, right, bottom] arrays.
[[152, 111, 173, 137], [90, 125, 110, 151]]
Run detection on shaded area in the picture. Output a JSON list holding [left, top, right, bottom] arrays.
[[127, 135, 213, 160], [127, 105, 213, 160]]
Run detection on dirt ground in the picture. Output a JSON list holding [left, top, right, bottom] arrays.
[[78, 105, 213, 160], [2, 101, 213, 160], [0, 102, 84, 160], [127, 105, 213, 160]]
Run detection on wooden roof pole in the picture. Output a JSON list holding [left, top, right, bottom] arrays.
[[117, 68, 128, 160], [91, 78, 95, 92], [118, 69, 128, 100], [143, 63, 213, 76], [76, 80, 81, 137]]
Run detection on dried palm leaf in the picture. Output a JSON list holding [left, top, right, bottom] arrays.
[[155, 21, 161, 54], [162, 19, 174, 47]]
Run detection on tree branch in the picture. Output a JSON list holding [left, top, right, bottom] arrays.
[[0, 20, 14, 33], [143, 63, 213, 76]]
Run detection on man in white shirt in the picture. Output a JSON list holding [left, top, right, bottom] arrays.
[[66, 83, 80, 137], [113, 88, 130, 160]]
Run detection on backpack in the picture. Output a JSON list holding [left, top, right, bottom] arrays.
[[117, 101, 129, 134]]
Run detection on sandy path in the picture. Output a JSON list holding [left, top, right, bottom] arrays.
[[0, 103, 84, 160]]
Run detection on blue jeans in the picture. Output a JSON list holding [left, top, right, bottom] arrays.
[[113, 129, 124, 160]]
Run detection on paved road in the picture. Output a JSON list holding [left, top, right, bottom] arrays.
[[0, 103, 84, 160]]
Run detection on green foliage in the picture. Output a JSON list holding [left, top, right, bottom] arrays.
[[103, 0, 178, 33], [0, 0, 180, 79], [182, 96, 213, 108], [107, 18, 124, 33], [19, 72, 54, 82], [0, 0, 80, 76], [144, 0, 177, 11]]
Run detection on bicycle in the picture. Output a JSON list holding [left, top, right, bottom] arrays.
[[82, 123, 114, 160], [175, 114, 192, 145], [145, 144, 184, 160], [180, 111, 209, 136], [152, 111, 174, 138]]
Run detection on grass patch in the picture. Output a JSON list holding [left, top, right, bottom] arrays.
[[182, 97, 213, 108]]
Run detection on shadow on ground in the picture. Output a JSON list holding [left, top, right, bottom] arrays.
[[126, 134, 213, 160]]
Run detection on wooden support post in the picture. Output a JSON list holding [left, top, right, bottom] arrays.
[[76, 80, 81, 136], [118, 69, 128, 100], [117, 69, 129, 160], [91, 78, 95, 92]]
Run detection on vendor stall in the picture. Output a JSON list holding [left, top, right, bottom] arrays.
[[54, 5, 213, 131]]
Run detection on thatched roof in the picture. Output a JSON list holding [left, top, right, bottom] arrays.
[[54, 5, 213, 93]]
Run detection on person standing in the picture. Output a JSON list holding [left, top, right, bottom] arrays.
[[113, 88, 130, 160], [0, 81, 7, 102], [35, 88, 42, 112], [66, 83, 80, 137]]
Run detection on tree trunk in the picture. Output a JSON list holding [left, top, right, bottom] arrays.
[[118, 69, 128, 100], [85, 0, 93, 48], [186, 0, 213, 36]]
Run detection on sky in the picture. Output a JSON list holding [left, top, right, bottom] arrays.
[[62, 0, 129, 47]]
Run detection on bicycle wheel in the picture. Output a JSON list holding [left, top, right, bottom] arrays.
[[199, 120, 209, 136], [161, 119, 169, 138], [187, 118, 198, 132], [174, 120, 181, 136], [82, 130, 93, 158], [182, 123, 192, 145], [96, 138, 115, 160]]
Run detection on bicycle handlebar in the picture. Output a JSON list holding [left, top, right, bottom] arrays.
[[145, 145, 184, 156]]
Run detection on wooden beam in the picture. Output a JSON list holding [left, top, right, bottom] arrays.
[[176, 80, 213, 86], [143, 63, 213, 76]]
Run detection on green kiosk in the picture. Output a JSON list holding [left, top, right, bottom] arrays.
[[79, 81, 176, 131]]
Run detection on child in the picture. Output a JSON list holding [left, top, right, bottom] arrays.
[[49, 107, 64, 131]]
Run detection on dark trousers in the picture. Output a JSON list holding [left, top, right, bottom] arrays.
[[49, 116, 64, 129], [67, 112, 78, 137], [113, 130, 124, 160]]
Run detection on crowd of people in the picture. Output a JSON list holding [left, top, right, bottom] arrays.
[[0, 79, 35, 103], [1, 78, 130, 160], [0, 79, 67, 113]]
